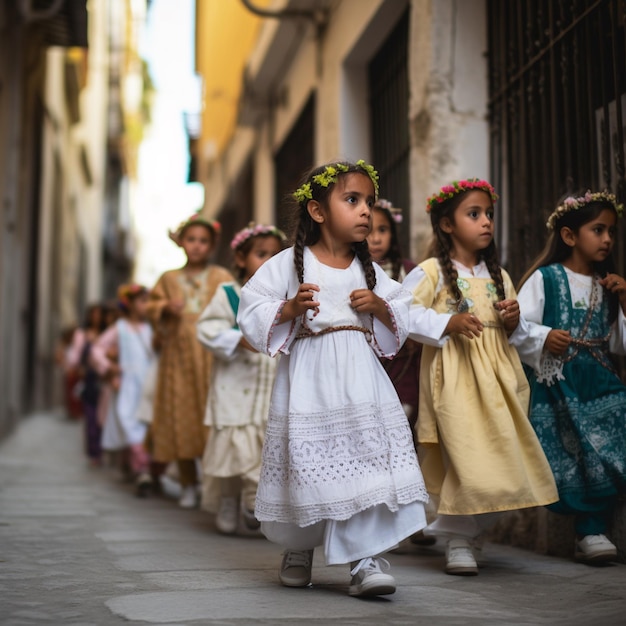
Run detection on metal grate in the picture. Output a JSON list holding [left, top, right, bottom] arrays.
[[369, 9, 410, 254], [487, 0, 626, 283]]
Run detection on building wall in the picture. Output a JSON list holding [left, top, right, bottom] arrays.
[[198, 0, 490, 264], [0, 0, 121, 436]]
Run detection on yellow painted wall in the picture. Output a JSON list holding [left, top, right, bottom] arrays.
[[195, 0, 269, 160]]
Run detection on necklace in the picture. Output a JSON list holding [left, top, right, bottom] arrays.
[[561, 275, 613, 371]]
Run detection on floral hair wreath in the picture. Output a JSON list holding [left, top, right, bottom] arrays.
[[169, 213, 221, 245], [117, 283, 147, 310], [375, 198, 403, 223], [230, 222, 287, 251], [426, 179, 498, 213], [546, 190, 624, 230], [293, 160, 380, 203]]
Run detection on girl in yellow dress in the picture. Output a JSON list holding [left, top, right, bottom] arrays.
[[403, 179, 558, 575]]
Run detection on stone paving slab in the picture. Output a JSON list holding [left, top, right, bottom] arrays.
[[1, 412, 625, 625]]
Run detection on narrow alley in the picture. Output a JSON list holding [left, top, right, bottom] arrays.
[[1, 412, 625, 625]]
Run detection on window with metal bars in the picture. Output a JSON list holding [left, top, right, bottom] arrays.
[[369, 9, 411, 255], [487, 0, 626, 283]]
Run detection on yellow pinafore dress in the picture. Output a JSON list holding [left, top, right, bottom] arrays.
[[413, 258, 558, 515]]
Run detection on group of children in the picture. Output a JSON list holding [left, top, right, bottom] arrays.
[[61, 157, 626, 601]]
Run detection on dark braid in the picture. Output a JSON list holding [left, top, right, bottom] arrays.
[[353, 240, 377, 290], [481, 244, 506, 301], [433, 229, 463, 302], [293, 221, 307, 284]]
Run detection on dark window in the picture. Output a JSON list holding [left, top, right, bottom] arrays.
[[274, 94, 316, 236], [488, 0, 626, 282], [369, 9, 411, 254]]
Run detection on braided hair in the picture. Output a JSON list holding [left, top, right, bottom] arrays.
[[290, 161, 377, 290], [426, 189, 505, 304]]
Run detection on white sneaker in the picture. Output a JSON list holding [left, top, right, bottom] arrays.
[[178, 485, 198, 509], [445, 538, 478, 575], [575, 534, 617, 563], [215, 496, 238, 534], [279, 549, 314, 587], [348, 557, 396, 597]]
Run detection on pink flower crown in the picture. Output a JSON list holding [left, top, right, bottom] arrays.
[[169, 213, 221, 245], [230, 222, 286, 251], [546, 190, 624, 230], [117, 283, 147, 310], [375, 199, 403, 223], [426, 179, 498, 213]]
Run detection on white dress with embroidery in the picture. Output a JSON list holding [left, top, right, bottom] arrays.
[[238, 247, 428, 564]]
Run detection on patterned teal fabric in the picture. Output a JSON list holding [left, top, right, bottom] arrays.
[[527, 264, 626, 513]]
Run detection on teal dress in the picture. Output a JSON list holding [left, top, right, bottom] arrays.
[[526, 264, 626, 533]]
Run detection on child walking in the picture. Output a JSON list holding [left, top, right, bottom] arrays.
[[148, 214, 233, 508], [91, 285, 156, 496], [65, 303, 109, 466], [367, 199, 421, 433], [404, 179, 558, 575], [237, 160, 428, 598], [516, 190, 626, 564], [197, 223, 285, 535]]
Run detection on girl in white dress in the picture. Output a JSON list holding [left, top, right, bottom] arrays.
[[91, 284, 156, 496], [237, 160, 428, 598], [197, 223, 285, 535]]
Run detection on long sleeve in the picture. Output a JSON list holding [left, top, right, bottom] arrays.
[[65, 328, 86, 370], [370, 264, 411, 358], [238, 248, 302, 357], [90, 324, 120, 376], [196, 284, 242, 361], [516, 271, 554, 373], [403, 264, 451, 347], [610, 306, 626, 354]]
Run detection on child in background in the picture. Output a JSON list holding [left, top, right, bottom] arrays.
[[91, 285, 156, 496], [367, 199, 420, 434], [516, 190, 626, 564], [65, 304, 113, 466], [197, 223, 285, 534], [238, 160, 428, 598], [148, 214, 233, 508], [57, 325, 83, 420], [404, 179, 558, 575]]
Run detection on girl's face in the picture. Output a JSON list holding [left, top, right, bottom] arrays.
[[320, 173, 375, 244], [128, 292, 149, 320], [180, 224, 214, 266], [367, 208, 392, 262], [564, 208, 617, 265], [235, 235, 282, 282], [443, 191, 494, 258]]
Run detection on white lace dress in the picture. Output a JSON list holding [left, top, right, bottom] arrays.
[[238, 247, 428, 564]]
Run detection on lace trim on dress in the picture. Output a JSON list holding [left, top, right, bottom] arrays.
[[536, 353, 566, 387], [256, 400, 428, 526]]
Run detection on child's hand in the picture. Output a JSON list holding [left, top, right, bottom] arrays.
[[350, 289, 394, 330], [281, 283, 320, 322], [165, 298, 185, 317], [544, 329, 571, 355], [445, 313, 484, 339], [494, 298, 521, 332], [239, 337, 258, 353], [600, 273, 626, 305]]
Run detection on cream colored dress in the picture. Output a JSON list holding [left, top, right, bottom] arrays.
[[407, 258, 558, 515]]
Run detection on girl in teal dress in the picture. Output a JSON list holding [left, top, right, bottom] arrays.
[[516, 190, 626, 564]]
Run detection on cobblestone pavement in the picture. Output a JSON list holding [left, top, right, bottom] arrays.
[[1, 412, 625, 625]]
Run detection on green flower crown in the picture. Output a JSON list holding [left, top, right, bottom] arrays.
[[426, 179, 498, 213], [546, 190, 624, 230], [293, 160, 379, 203]]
